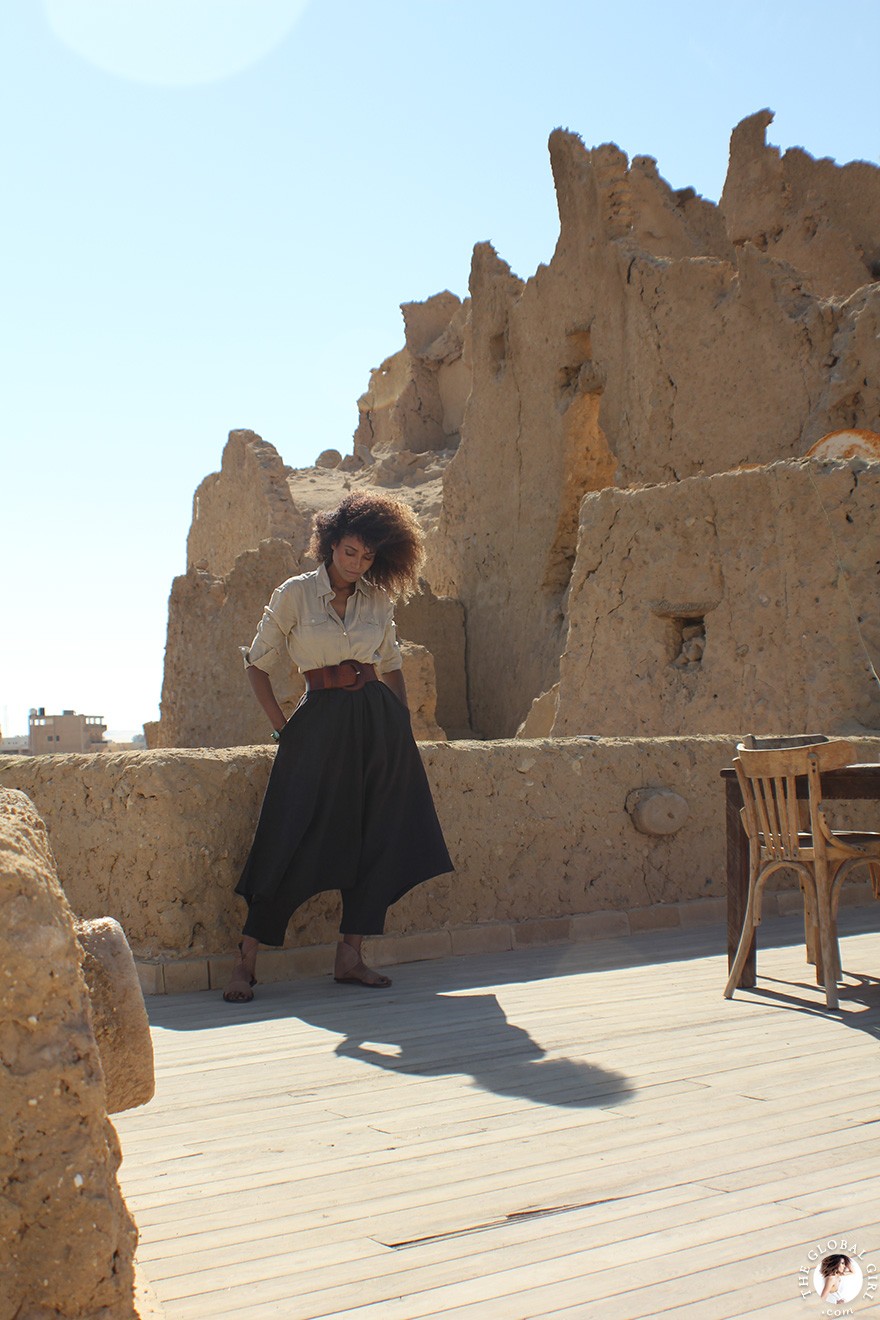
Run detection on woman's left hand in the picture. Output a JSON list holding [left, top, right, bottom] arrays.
[[380, 668, 409, 710]]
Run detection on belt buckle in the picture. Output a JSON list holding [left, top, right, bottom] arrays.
[[340, 660, 365, 691]]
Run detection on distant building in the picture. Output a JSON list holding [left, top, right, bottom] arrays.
[[28, 708, 108, 755], [0, 734, 30, 755]]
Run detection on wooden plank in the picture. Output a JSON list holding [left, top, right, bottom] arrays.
[[151, 1175, 880, 1312], [120, 1112, 879, 1229], [114, 912, 880, 1319], [166, 1194, 800, 1316], [299, 1213, 880, 1320]]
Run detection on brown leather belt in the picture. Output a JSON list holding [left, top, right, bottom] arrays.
[[304, 660, 378, 692]]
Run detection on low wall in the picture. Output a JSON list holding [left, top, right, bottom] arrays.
[[2, 736, 878, 992]]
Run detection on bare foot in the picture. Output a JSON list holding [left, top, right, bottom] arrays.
[[334, 942, 392, 988], [222, 948, 257, 1003]]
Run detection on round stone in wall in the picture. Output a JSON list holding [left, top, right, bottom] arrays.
[[625, 787, 690, 836]]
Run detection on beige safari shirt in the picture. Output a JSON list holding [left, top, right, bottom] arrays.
[[242, 564, 403, 680]]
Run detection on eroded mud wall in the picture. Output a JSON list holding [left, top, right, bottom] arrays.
[[554, 458, 880, 736], [433, 127, 880, 735], [0, 788, 138, 1319]]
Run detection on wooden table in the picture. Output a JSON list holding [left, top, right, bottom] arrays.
[[721, 762, 880, 987]]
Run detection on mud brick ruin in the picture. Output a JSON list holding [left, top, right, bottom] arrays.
[[2, 111, 878, 1316], [151, 111, 880, 752]]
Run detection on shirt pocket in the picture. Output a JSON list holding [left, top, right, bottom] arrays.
[[283, 612, 335, 663]]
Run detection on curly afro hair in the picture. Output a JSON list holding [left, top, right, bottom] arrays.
[[309, 491, 425, 601]]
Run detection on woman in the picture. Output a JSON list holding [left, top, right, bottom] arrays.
[[819, 1253, 855, 1303], [223, 491, 453, 1002]]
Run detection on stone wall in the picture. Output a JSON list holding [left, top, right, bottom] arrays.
[[0, 787, 138, 1318], [721, 110, 880, 299], [157, 543, 444, 747], [158, 538, 301, 748], [354, 291, 470, 460], [174, 295, 468, 639], [187, 428, 300, 577], [155, 114, 879, 744], [2, 740, 878, 977], [396, 587, 470, 737], [158, 424, 468, 745], [431, 128, 880, 736], [553, 457, 880, 737], [395, 641, 445, 740]]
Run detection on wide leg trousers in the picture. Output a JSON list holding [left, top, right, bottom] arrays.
[[235, 681, 453, 944]]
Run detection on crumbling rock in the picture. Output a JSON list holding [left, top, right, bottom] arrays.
[[156, 113, 879, 745], [554, 458, 880, 737], [158, 538, 301, 748], [516, 685, 560, 739], [187, 428, 300, 578], [315, 447, 342, 468], [354, 291, 470, 459], [721, 109, 880, 298], [75, 917, 155, 1115], [158, 423, 467, 746], [398, 640, 446, 741], [0, 787, 139, 1319], [429, 122, 879, 736]]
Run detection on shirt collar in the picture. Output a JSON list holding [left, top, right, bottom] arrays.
[[316, 563, 334, 598], [315, 562, 370, 599]]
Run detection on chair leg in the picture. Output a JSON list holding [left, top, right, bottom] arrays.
[[814, 861, 839, 1010], [801, 877, 818, 966], [817, 921, 839, 1009], [724, 876, 762, 999], [827, 860, 855, 985], [800, 866, 831, 989], [829, 912, 841, 984]]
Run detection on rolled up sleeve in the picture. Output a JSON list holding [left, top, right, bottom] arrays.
[[241, 582, 298, 673], [374, 604, 403, 674]]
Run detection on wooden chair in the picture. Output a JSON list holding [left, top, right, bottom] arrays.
[[738, 735, 828, 961], [724, 739, 880, 1009]]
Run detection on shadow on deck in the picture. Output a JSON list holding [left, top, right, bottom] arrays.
[[118, 908, 880, 1320]]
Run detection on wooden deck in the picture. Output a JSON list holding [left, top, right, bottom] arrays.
[[116, 910, 880, 1319]]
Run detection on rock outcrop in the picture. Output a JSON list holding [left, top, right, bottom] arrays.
[[0, 787, 139, 1318], [721, 109, 880, 299], [187, 428, 299, 578], [432, 128, 880, 736], [354, 291, 470, 463], [157, 535, 449, 746], [158, 537, 301, 749], [154, 112, 879, 745], [76, 917, 155, 1115]]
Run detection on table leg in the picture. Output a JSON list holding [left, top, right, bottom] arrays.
[[726, 779, 755, 987]]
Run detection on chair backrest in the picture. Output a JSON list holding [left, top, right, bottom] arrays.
[[733, 740, 856, 859]]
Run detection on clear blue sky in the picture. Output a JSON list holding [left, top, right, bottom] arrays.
[[1, 0, 876, 739]]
